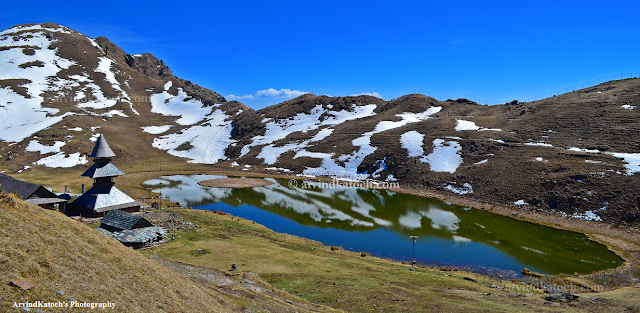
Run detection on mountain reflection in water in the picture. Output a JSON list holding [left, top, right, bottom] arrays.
[[143, 175, 623, 275]]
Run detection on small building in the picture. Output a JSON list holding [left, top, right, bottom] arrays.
[[68, 135, 143, 217], [96, 209, 166, 248], [0, 173, 67, 211]]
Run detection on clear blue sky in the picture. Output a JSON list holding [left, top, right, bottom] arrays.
[[3, 0, 640, 109]]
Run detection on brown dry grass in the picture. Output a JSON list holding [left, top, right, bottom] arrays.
[[0, 191, 343, 313], [0, 191, 239, 312], [144, 207, 640, 313]]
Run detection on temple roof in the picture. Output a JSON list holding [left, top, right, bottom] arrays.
[[71, 185, 141, 213], [96, 226, 165, 244], [100, 209, 151, 231], [81, 162, 125, 178], [90, 135, 116, 158]]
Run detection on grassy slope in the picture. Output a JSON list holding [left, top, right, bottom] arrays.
[[0, 191, 342, 313], [0, 191, 238, 312], [142, 207, 640, 313]]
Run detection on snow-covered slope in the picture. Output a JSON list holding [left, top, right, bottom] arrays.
[[0, 23, 233, 168]]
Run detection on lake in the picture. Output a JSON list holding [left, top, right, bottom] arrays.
[[142, 175, 624, 276]]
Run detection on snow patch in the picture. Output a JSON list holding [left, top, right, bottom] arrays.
[[0, 30, 78, 142], [421, 139, 463, 173], [568, 147, 600, 153], [107, 110, 128, 117], [244, 104, 376, 158], [302, 107, 441, 179], [572, 210, 603, 222], [455, 120, 501, 131], [34, 152, 87, 168], [444, 183, 473, 195], [400, 131, 425, 157], [455, 120, 480, 131], [152, 110, 235, 163], [26, 140, 66, 154], [265, 167, 292, 173], [258, 128, 334, 164], [385, 174, 398, 182], [608, 153, 640, 175], [141, 125, 172, 134], [150, 88, 212, 125], [524, 142, 553, 147], [514, 200, 528, 205]]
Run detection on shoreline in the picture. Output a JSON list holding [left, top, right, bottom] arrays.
[[131, 167, 639, 286]]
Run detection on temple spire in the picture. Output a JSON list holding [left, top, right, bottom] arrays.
[[90, 134, 116, 158]]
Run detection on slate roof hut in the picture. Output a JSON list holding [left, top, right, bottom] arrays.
[[68, 135, 142, 217], [96, 209, 166, 248], [0, 173, 67, 211]]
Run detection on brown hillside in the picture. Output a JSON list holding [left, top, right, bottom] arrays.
[[0, 191, 341, 312]]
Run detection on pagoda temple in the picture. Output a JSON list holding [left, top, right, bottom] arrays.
[[67, 135, 142, 217]]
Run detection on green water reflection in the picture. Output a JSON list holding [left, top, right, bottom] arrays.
[[143, 175, 624, 275]]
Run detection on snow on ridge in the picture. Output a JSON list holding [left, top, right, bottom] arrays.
[[95, 57, 137, 115], [26, 140, 66, 154], [621, 104, 636, 110], [152, 109, 235, 164], [141, 125, 172, 134], [374, 107, 441, 133], [242, 104, 377, 158], [34, 152, 87, 168], [302, 107, 442, 179], [0, 31, 78, 142], [150, 88, 212, 125], [400, 131, 425, 157], [257, 128, 335, 164], [0, 24, 71, 36], [164, 81, 172, 91], [0, 88, 74, 142], [76, 82, 118, 109]]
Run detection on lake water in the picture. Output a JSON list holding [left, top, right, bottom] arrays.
[[142, 175, 624, 276]]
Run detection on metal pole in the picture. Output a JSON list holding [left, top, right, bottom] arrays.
[[409, 236, 419, 270]]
